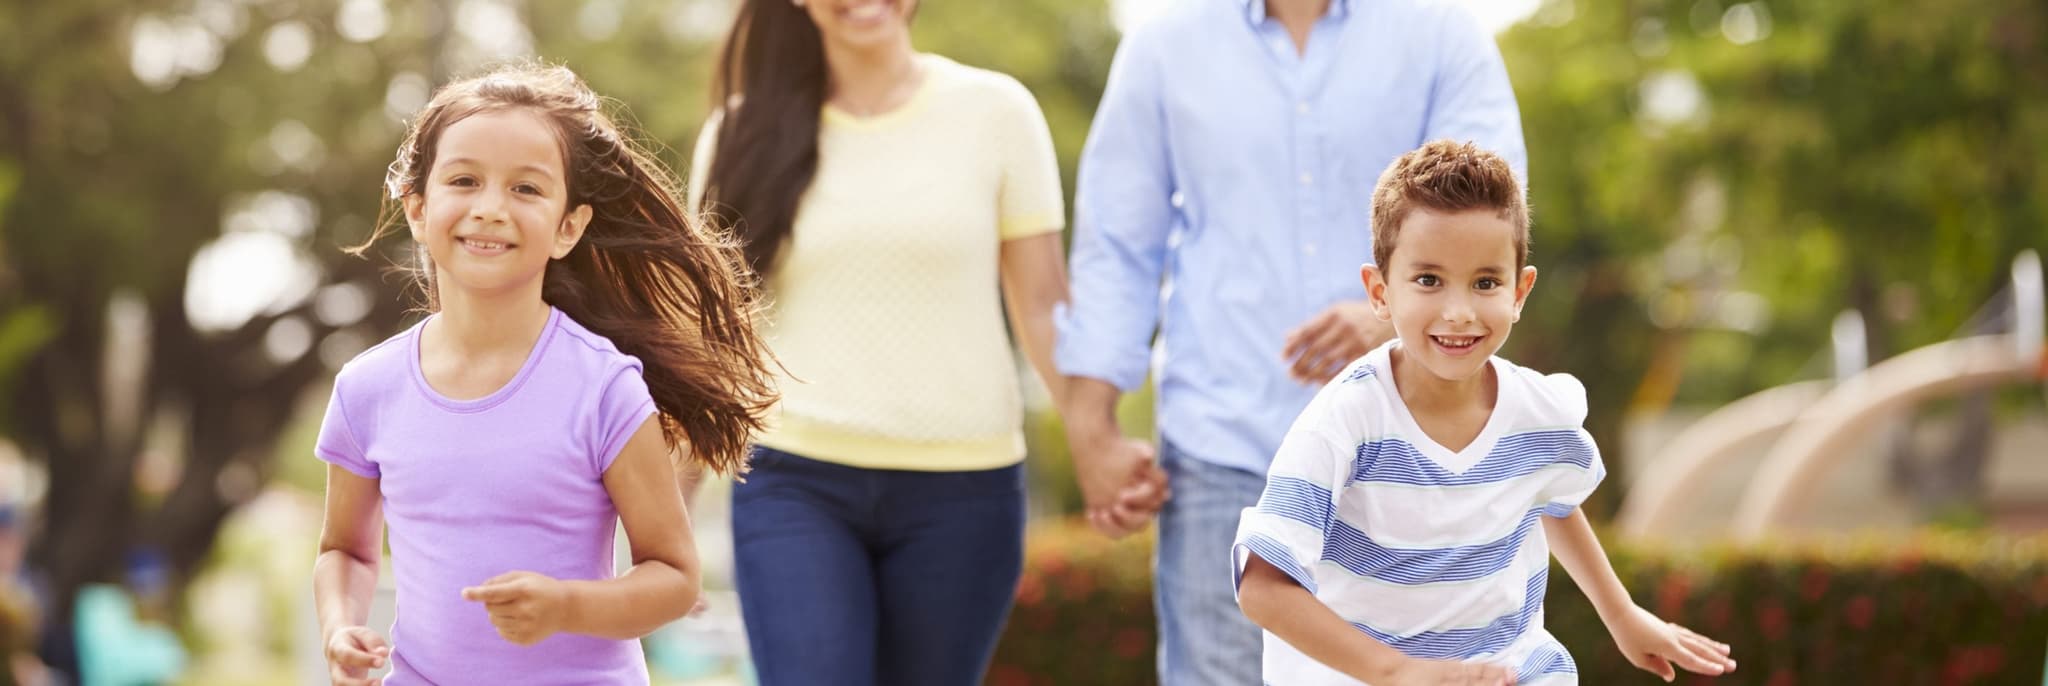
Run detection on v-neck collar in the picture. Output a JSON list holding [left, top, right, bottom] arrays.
[[1371, 342, 1515, 475]]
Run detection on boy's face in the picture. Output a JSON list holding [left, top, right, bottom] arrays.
[[1363, 208, 1537, 383]]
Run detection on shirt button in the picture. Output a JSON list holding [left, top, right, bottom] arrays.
[[1303, 243, 1319, 256], [1299, 172, 1314, 186], [1297, 101, 1311, 114], [1170, 191, 1185, 208]]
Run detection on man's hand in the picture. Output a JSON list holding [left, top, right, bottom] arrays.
[[1283, 300, 1393, 384], [1067, 420, 1169, 538]]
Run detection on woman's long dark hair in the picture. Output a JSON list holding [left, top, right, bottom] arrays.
[[700, 0, 827, 276], [356, 64, 778, 476]]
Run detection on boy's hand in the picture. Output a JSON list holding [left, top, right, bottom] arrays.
[[1607, 604, 1737, 681], [324, 625, 390, 686], [463, 571, 571, 646], [1283, 300, 1392, 384], [1381, 657, 1516, 685]]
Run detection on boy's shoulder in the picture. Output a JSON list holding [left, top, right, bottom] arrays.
[[1493, 356, 1589, 428]]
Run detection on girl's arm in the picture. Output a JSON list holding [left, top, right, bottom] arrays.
[[315, 464, 390, 683], [1000, 231, 1071, 408], [1239, 556, 1514, 685], [1543, 509, 1736, 680], [463, 416, 700, 642]]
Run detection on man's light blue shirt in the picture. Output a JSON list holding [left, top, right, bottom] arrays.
[[1056, 0, 1528, 474]]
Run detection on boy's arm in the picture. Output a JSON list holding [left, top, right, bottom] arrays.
[[1543, 510, 1737, 680], [1239, 555, 1513, 685]]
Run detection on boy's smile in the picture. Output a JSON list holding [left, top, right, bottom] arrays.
[[1365, 207, 1537, 384]]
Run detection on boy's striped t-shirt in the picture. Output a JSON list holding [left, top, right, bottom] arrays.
[[1232, 342, 1606, 686]]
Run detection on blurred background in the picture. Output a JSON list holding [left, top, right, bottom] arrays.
[[0, 0, 2044, 683]]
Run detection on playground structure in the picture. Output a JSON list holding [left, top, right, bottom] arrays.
[[1617, 251, 2047, 541]]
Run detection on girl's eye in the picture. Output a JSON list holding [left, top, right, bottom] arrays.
[[448, 176, 477, 187], [1415, 274, 1441, 288], [1476, 277, 1502, 290], [514, 184, 542, 195]]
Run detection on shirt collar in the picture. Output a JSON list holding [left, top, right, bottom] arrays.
[[1243, 0, 1354, 26]]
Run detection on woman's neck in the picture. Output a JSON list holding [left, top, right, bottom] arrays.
[[822, 38, 921, 117]]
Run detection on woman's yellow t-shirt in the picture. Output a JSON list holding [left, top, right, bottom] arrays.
[[688, 53, 1065, 472]]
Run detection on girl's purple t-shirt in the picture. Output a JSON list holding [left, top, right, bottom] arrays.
[[316, 307, 657, 686]]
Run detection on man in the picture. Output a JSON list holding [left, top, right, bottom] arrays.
[[1056, 0, 1528, 683]]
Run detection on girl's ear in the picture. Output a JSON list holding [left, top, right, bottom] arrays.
[[1511, 265, 1538, 322], [403, 194, 426, 243], [1362, 264, 1394, 321], [552, 204, 593, 259]]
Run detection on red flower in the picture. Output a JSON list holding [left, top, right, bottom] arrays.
[[1756, 603, 1787, 641], [1844, 595, 1875, 630], [1800, 567, 1829, 602]]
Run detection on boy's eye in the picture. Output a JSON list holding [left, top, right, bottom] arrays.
[[513, 183, 542, 195], [1476, 277, 1502, 290], [1415, 274, 1441, 287]]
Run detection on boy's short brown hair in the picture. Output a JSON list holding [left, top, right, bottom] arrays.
[[1369, 140, 1529, 269]]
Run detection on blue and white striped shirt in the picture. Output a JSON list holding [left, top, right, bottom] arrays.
[[1233, 342, 1604, 685]]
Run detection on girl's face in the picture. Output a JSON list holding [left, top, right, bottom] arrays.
[[800, 0, 917, 52], [1364, 208, 1537, 383], [405, 108, 591, 301]]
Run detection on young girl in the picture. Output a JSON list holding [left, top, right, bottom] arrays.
[[313, 65, 777, 686], [687, 1, 1160, 684]]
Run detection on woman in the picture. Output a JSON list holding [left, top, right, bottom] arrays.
[[687, 1, 1096, 684]]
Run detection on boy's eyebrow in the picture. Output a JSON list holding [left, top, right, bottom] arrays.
[[439, 157, 559, 181], [1405, 262, 1510, 274]]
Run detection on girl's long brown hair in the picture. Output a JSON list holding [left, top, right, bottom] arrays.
[[355, 64, 777, 476]]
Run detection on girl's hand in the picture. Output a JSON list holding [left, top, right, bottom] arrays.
[[1608, 604, 1737, 681], [462, 571, 571, 646], [1381, 657, 1516, 685], [323, 625, 390, 686]]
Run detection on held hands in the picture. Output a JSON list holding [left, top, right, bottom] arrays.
[[1607, 604, 1737, 681], [1067, 424, 1170, 539], [1284, 301, 1393, 384], [324, 625, 391, 686], [462, 571, 572, 646], [1381, 658, 1516, 685]]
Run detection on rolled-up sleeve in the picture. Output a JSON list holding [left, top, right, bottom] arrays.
[[1054, 28, 1176, 392]]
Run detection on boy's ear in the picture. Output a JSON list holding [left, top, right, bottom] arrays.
[[403, 194, 426, 243], [1511, 265, 1538, 322], [1362, 264, 1394, 321], [552, 204, 593, 259]]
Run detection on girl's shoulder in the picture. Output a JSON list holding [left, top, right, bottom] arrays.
[[330, 319, 424, 391], [547, 309, 645, 377], [920, 53, 1040, 115]]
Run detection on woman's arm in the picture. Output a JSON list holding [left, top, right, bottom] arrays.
[[1000, 231, 1071, 408]]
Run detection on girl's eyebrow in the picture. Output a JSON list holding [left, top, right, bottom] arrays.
[[439, 157, 559, 181]]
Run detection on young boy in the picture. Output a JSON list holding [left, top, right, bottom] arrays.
[[1232, 141, 1738, 685]]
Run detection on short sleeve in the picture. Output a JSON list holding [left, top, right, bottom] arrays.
[[1540, 429, 1607, 517], [991, 80, 1065, 240], [1232, 425, 1352, 598], [591, 361, 659, 476], [314, 378, 378, 479]]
